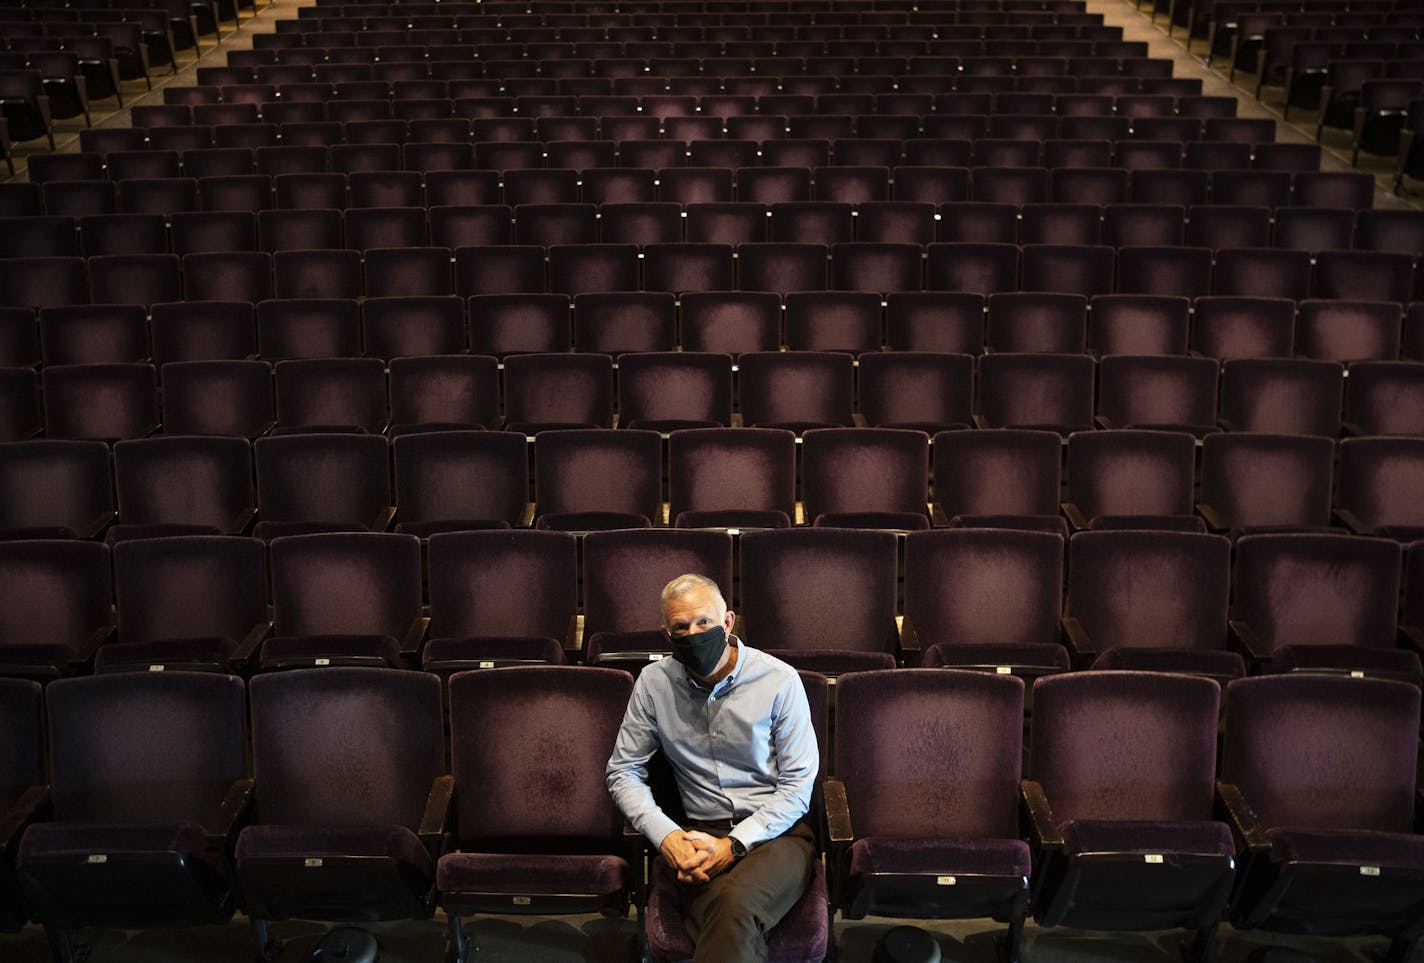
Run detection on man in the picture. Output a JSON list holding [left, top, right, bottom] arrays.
[[606, 573, 819, 962]]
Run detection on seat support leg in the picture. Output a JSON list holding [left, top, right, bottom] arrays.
[[249, 916, 278, 963], [1384, 935, 1419, 963], [1185, 922, 1218, 963], [446, 910, 467, 963]]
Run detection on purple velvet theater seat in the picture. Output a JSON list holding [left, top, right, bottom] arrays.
[[1221, 674, 1424, 963], [439, 666, 640, 963], [238, 667, 449, 958], [828, 670, 1029, 960], [1025, 672, 1235, 956]]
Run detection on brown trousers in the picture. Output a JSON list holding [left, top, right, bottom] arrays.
[[679, 818, 817, 963]]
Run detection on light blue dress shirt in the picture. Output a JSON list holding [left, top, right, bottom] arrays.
[[605, 638, 818, 854]]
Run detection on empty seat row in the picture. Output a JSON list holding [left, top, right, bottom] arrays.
[[2, 292, 1423, 366], [13, 200, 1423, 259], [0, 243, 1418, 304]]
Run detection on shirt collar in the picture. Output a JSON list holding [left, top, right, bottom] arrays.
[[684, 635, 745, 695]]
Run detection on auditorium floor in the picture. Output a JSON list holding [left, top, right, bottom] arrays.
[[0, 907, 1400, 962]]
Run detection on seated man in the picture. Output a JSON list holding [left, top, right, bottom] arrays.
[[606, 572, 818, 963]]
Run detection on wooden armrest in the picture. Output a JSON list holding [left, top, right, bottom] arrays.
[[418, 774, 454, 848], [208, 777, 255, 845], [1020, 780, 1061, 849], [1060, 616, 1095, 660], [372, 505, 398, 533], [1332, 507, 1370, 534], [233, 619, 274, 664], [82, 510, 118, 541], [1060, 502, 1089, 532], [72, 624, 115, 667], [1196, 502, 1228, 532], [1229, 619, 1273, 663], [228, 506, 257, 536], [401, 616, 431, 658], [1217, 781, 1268, 850], [823, 778, 853, 847]]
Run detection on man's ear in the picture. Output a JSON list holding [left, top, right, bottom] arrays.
[[722, 609, 736, 632]]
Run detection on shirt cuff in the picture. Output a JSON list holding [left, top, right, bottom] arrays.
[[639, 810, 682, 850]]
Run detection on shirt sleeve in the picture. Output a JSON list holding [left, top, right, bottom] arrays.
[[605, 672, 681, 848], [729, 670, 817, 851]]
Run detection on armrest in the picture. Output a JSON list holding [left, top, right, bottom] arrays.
[[890, 618, 914, 663], [899, 615, 923, 658], [207, 777, 255, 846], [1340, 419, 1364, 437], [1216, 416, 1238, 431], [1020, 780, 1061, 849], [375, 418, 391, 437], [1060, 501, 1089, 532], [971, 414, 990, 429], [251, 419, 276, 438], [371, 505, 398, 534], [71, 624, 115, 668], [0, 785, 50, 853], [401, 616, 431, 658], [1196, 502, 1228, 532], [930, 502, 949, 528], [520, 502, 536, 528], [232, 619, 274, 664], [82, 510, 118, 541], [1060, 616, 1096, 661], [417, 774, 454, 851], [1229, 619, 1273, 664], [1216, 781, 1268, 851], [1332, 507, 1371, 534], [227, 506, 257, 536], [823, 777, 853, 849], [563, 614, 580, 658], [1094, 414, 1116, 430]]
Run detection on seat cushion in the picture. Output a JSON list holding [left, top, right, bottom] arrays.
[[20, 821, 227, 878], [812, 511, 930, 531], [259, 634, 402, 669], [921, 642, 1070, 673], [94, 636, 237, 673], [1268, 644, 1422, 682], [762, 648, 898, 675], [105, 523, 226, 544], [848, 836, 1031, 880], [422, 635, 564, 668], [585, 629, 671, 666], [1062, 820, 1236, 860], [1091, 646, 1246, 678], [946, 514, 1071, 538], [254, 520, 371, 540], [1086, 514, 1207, 533], [237, 823, 431, 875], [394, 519, 512, 537], [535, 511, 651, 532], [1266, 827, 1424, 870], [674, 509, 792, 529], [624, 419, 723, 433], [436, 851, 629, 897]]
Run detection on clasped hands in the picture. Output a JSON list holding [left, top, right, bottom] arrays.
[[660, 828, 736, 884]]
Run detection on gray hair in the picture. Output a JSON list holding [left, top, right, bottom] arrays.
[[660, 573, 727, 621]]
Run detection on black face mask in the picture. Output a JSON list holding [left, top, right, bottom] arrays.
[[669, 624, 728, 678]]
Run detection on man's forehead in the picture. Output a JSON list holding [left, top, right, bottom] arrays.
[[663, 586, 722, 620]]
